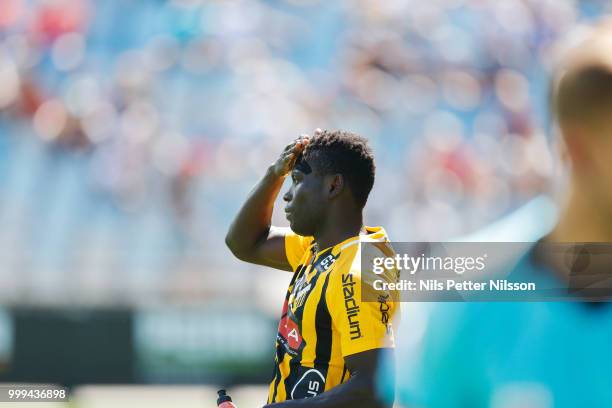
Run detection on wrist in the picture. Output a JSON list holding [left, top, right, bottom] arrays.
[[266, 165, 285, 180]]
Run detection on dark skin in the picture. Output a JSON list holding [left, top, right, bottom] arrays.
[[225, 131, 392, 408]]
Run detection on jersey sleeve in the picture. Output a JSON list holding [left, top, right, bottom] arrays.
[[283, 229, 314, 271], [327, 250, 398, 357]]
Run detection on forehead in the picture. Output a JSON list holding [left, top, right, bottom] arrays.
[[292, 160, 324, 183], [294, 155, 314, 175]]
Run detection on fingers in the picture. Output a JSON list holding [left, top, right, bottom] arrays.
[[282, 141, 297, 154], [294, 134, 309, 151], [274, 129, 321, 176], [282, 128, 321, 160], [282, 135, 306, 171], [282, 133, 308, 153]]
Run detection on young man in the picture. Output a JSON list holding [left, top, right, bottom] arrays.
[[226, 130, 398, 408], [382, 22, 612, 408]]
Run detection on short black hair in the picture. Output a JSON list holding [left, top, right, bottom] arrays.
[[302, 130, 375, 209]]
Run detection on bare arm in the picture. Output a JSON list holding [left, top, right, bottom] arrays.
[[225, 136, 309, 271], [263, 349, 394, 408]]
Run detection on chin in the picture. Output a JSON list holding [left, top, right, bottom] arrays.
[[290, 221, 314, 237]]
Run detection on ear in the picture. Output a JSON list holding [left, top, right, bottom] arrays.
[[557, 135, 570, 166], [327, 174, 344, 199], [561, 125, 589, 172]]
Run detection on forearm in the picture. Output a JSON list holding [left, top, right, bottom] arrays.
[[225, 165, 284, 256], [264, 375, 387, 408]]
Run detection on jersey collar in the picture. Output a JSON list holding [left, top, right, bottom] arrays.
[[326, 226, 388, 256]]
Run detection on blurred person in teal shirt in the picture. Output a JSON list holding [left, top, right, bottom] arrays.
[[378, 20, 612, 408]]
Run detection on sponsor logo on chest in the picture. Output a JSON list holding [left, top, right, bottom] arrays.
[[342, 272, 363, 340]]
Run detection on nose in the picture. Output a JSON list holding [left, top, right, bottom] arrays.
[[283, 188, 292, 203]]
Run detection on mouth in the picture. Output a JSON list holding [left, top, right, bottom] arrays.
[[285, 208, 293, 221]]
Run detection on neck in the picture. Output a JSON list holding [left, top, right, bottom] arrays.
[[314, 211, 364, 250], [549, 178, 612, 242]]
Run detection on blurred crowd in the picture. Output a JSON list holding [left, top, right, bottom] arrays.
[[0, 0, 609, 309]]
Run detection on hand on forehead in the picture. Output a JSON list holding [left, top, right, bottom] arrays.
[[293, 128, 322, 174]]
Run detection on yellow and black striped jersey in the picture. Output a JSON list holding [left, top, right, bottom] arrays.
[[267, 226, 399, 403]]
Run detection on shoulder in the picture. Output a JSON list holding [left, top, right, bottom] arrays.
[[282, 229, 315, 271], [284, 229, 314, 249]]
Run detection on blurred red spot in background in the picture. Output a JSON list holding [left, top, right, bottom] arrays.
[[0, 0, 23, 27], [31, 0, 91, 41]]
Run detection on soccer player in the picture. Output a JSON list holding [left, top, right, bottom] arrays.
[[381, 22, 612, 408], [226, 130, 398, 408]]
